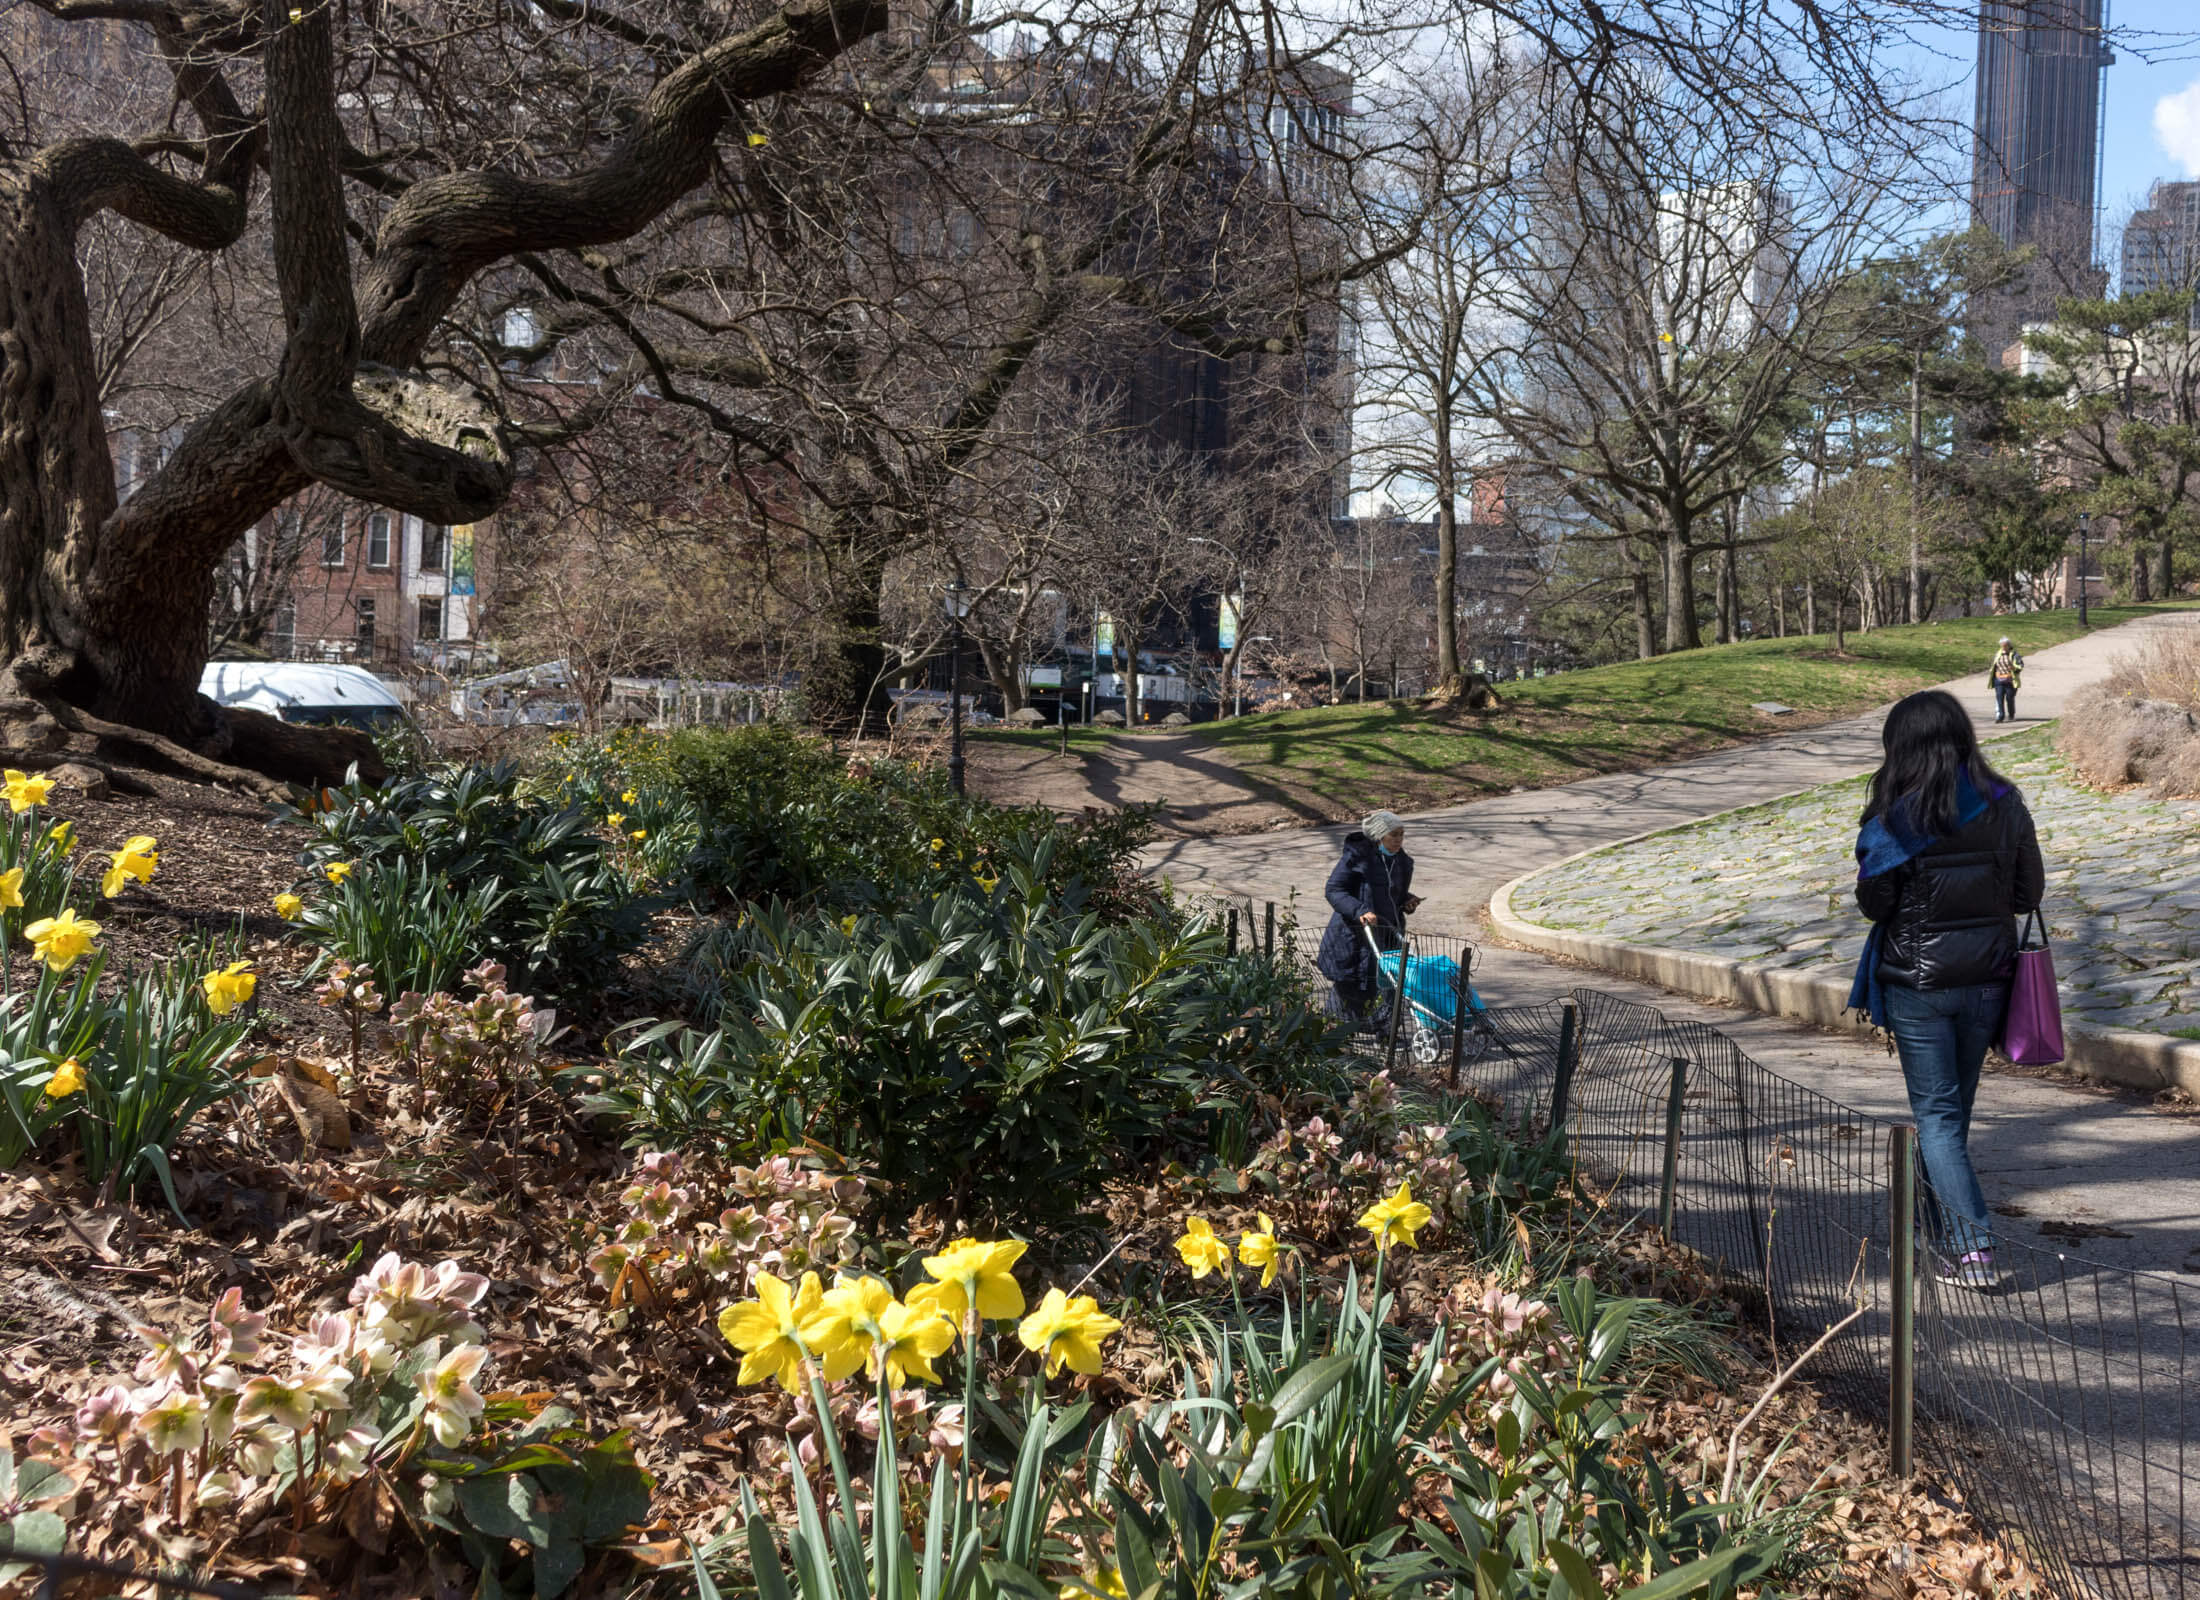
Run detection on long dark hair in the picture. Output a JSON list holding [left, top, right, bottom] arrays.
[[1862, 689, 2015, 832]]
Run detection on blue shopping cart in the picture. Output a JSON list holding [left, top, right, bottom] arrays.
[[1362, 926, 1489, 1066]]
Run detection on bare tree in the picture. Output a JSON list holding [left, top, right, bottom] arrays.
[[1451, 45, 1928, 657], [1350, 59, 1520, 696]]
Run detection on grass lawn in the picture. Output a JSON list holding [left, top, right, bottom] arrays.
[[977, 603, 2197, 822]]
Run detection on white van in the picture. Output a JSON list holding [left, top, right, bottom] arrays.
[[199, 662, 409, 733]]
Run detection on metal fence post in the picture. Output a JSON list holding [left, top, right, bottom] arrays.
[[1447, 945, 1473, 1089], [1889, 1122, 1918, 1480], [1264, 900, 1276, 959], [1382, 937, 1410, 1075], [1226, 907, 1238, 955], [1658, 1056, 1689, 1235], [1549, 998, 1579, 1134]]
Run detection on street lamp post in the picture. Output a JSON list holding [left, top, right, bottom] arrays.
[[2076, 513, 2090, 629], [944, 580, 971, 796]]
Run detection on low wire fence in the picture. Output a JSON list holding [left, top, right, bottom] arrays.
[[1228, 908, 2196, 1600]]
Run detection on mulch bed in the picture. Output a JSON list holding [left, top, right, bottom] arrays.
[[0, 782, 2042, 1598]]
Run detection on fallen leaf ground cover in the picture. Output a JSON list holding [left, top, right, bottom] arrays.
[[0, 748, 2042, 1600]]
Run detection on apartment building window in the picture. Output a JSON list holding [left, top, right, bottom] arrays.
[[417, 597, 444, 643], [270, 601, 297, 656], [321, 521, 346, 568], [355, 597, 376, 652], [419, 523, 447, 573], [367, 512, 392, 569]]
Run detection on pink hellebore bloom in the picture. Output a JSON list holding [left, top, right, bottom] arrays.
[[76, 1385, 133, 1441], [209, 1287, 268, 1361]]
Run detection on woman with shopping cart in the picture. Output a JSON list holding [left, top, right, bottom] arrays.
[[1316, 809, 1420, 1027]]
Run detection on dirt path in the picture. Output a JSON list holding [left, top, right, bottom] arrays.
[[969, 730, 1303, 834]]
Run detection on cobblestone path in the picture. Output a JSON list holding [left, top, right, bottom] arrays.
[[1510, 728, 2200, 1038]]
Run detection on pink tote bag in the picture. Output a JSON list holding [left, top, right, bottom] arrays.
[[1997, 911, 2064, 1066]]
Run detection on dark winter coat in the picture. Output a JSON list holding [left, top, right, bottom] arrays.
[[1855, 795, 2045, 991], [1316, 831, 1414, 989]]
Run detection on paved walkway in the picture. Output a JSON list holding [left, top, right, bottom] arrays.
[[1144, 610, 2200, 1278]]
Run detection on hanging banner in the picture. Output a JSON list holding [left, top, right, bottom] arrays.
[[450, 525, 476, 596], [1094, 613, 1114, 659], [1217, 592, 1241, 652]]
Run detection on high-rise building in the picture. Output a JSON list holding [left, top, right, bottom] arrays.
[[2122, 180, 2200, 307], [1971, 0, 2113, 354]]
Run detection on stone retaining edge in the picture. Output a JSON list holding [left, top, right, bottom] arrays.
[[1488, 833, 2200, 1102]]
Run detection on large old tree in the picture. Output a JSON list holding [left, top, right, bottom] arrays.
[[0, 0, 884, 787]]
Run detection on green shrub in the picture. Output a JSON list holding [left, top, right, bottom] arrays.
[[555, 724, 1158, 916], [280, 763, 648, 1008], [575, 849, 1342, 1227]]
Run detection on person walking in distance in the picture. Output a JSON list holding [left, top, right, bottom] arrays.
[[1849, 690, 2044, 1291], [1988, 637, 2024, 723], [1315, 810, 1421, 1027]]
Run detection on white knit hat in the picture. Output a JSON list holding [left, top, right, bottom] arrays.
[[1362, 809, 1405, 841]]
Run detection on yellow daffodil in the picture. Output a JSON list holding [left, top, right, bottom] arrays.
[[46, 820, 74, 854], [274, 892, 304, 921], [629, 828, 647, 841], [1059, 1570, 1130, 1600], [718, 1270, 827, 1392], [1238, 1214, 1280, 1288], [1175, 1216, 1231, 1279], [872, 1298, 957, 1387], [1016, 1288, 1120, 1378], [605, 813, 626, 829], [621, 789, 637, 804], [322, 861, 353, 884], [43, 1056, 85, 1099], [3, 769, 54, 812], [922, 1238, 1028, 1324], [799, 1274, 891, 1382], [1357, 1180, 1433, 1252], [0, 867, 22, 911], [99, 835, 159, 898], [24, 908, 99, 972], [202, 960, 257, 1017]]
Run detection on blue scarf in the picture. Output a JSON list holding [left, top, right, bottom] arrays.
[[1847, 771, 1997, 1026]]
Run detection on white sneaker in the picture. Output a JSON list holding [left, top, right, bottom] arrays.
[[1936, 1251, 2007, 1292]]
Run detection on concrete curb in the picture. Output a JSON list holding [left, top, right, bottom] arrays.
[[1489, 821, 2200, 1101]]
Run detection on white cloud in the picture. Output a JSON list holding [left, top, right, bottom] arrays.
[[2156, 79, 2200, 178]]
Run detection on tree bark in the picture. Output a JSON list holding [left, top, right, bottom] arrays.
[[2132, 543, 2153, 603], [1625, 537, 1656, 660], [1431, 450, 1462, 695], [2161, 535, 2176, 601], [1907, 346, 1924, 624], [1662, 514, 1700, 653]]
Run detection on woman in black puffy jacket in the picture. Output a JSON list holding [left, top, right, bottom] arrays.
[[1853, 690, 2044, 1291]]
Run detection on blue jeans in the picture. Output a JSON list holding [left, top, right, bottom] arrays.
[[1884, 981, 2005, 1257], [1993, 680, 2017, 720]]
